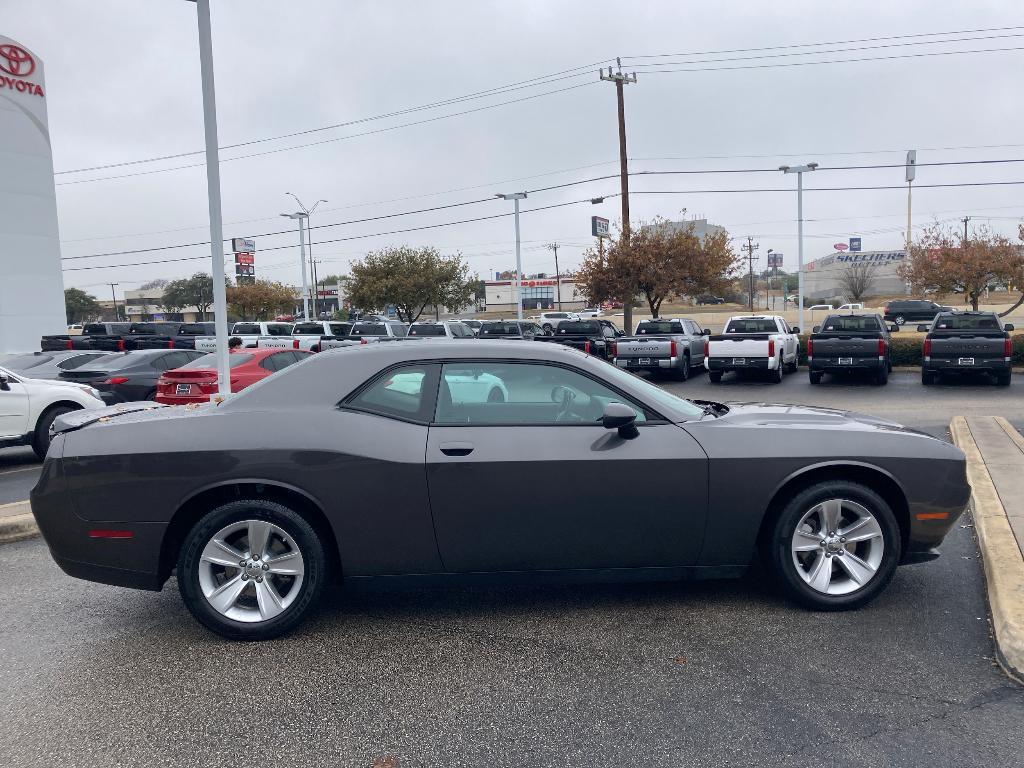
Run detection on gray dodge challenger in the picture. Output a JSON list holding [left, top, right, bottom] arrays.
[[31, 340, 970, 640]]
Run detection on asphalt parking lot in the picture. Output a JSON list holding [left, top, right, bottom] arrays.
[[1, 370, 1023, 767]]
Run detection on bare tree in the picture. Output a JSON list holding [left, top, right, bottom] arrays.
[[838, 263, 878, 302]]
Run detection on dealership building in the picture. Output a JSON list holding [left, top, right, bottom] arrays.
[[484, 275, 587, 313], [802, 249, 909, 300]]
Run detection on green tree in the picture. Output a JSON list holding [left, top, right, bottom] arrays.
[[161, 273, 215, 319], [64, 288, 100, 324], [344, 246, 473, 323], [226, 280, 297, 320]]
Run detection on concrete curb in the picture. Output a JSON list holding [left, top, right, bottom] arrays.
[[0, 500, 38, 544], [950, 416, 1024, 684]]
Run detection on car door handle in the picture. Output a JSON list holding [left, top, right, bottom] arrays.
[[439, 442, 474, 457]]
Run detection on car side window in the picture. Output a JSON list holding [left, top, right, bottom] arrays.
[[58, 354, 99, 370], [259, 355, 280, 372], [345, 364, 439, 423], [434, 362, 648, 426]]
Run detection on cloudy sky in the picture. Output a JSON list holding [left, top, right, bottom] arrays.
[[7, 0, 1024, 300]]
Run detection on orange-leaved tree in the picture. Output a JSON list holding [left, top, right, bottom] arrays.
[[898, 222, 1024, 312]]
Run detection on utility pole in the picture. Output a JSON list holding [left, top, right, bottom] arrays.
[[962, 216, 971, 242], [743, 237, 759, 311], [546, 243, 562, 310], [496, 193, 527, 319], [107, 282, 119, 321], [906, 150, 916, 263], [600, 59, 637, 330]]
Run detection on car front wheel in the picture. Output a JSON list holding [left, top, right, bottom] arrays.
[[32, 404, 78, 460], [764, 481, 900, 610], [177, 499, 327, 641], [893, 315, 906, 325]]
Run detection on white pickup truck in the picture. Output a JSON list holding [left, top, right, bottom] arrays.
[[195, 321, 294, 351], [705, 315, 801, 384], [257, 320, 354, 352]]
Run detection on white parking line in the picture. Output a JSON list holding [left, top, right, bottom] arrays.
[[0, 466, 41, 476]]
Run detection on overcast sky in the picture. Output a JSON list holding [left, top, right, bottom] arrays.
[[7, 0, 1024, 299]]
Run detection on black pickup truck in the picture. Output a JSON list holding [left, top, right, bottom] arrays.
[[130, 322, 217, 350], [919, 312, 1015, 386], [808, 313, 896, 385], [40, 322, 132, 351], [87, 322, 187, 351], [532, 320, 623, 358]]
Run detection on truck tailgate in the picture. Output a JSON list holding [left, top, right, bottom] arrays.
[[707, 336, 769, 357], [615, 338, 673, 358], [929, 335, 1006, 360], [811, 336, 879, 357]]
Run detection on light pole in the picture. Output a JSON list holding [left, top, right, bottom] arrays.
[[280, 212, 310, 320], [107, 282, 119, 321], [190, 0, 231, 397], [287, 194, 327, 318], [496, 192, 527, 319], [546, 243, 562, 310], [779, 162, 817, 333]]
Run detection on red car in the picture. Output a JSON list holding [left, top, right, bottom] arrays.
[[155, 348, 310, 404]]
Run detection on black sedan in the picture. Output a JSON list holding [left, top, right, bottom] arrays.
[[57, 349, 206, 403], [33, 341, 970, 640], [0, 350, 109, 380]]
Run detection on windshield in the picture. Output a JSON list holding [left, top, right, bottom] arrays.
[[351, 323, 387, 335], [598, 362, 705, 419], [77, 353, 148, 371], [932, 314, 1002, 330], [480, 322, 520, 335], [636, 321, 684, 334], [725, 318, 778, 333], [409, 325, 447, 336], [84, 323, 130, 336], [179, 324, 215, 335], [265, 324, 293, 336], [820, 316, 882, 332], [128, 323, 173, 335], [0, 353, 52, 370], [557, 322, 599, 335], [292, 323, 326, 335], [182, 353, 254, 369]]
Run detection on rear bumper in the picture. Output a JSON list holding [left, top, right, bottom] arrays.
[[155, 394, 209, 405], [809, 356, 885, 372], [707, 357, 771, 371], [924, 358, 1010, 373], [615, 356, 680, 370]]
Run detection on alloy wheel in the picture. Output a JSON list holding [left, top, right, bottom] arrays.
[[197, 519, 306, 623], [790, 498, 884, 596]]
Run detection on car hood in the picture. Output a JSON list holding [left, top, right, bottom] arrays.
[[700, 400, 936, 438]]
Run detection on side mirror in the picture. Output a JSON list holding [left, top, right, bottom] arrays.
[[602, 402, 638, 439], [0, 374, 8, 392], [889, 324, 900, 333], [1005, 324, 1015, 332], [701, 328, 711, 336], [790, 327, 800, 334], [616, 329, 625, 337], [812, 325, 821, 334], [916, 324, 930, 333]]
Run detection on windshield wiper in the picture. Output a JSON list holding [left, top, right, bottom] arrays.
[[689, 399, 729, 419]]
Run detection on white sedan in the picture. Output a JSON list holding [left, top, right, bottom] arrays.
[[386, 371, 509, 403], [0, 366, 105, 458]]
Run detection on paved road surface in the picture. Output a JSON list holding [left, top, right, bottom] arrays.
[[1, 370, 1022, 766], [0, 447, 41, 505]]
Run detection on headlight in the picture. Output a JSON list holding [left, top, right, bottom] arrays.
[[78, 385, 103, 400]]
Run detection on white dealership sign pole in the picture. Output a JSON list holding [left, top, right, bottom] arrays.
[[0, 36, 67, 353]]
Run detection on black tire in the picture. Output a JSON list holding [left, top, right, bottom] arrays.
[[873, 367, 889, 386], [708, 371, 723, 384], [771, 363, 784, 383], [921, 369, 935, 386], [762, 480, 901, 611], [996, 370, 1012, 387], [894, 315, 906, 325], [145, 389, 158, 401], [31, 404, 78, 460], [177, 499, 327, 641], [487, 386, 506, 402], [675, 354, 690, 381], [542, 324, 553, 334], [808, 371, 823, 385]]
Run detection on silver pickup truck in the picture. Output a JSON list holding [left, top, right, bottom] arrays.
[[612, 318, 708, 380]]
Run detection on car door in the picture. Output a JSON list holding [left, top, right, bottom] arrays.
[[0, 372, 30, 438], [425, 360, 709, 572], [684, 321, 704, 362]]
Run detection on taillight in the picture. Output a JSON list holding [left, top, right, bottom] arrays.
[[923, 339, 932, 360], [807, 339, 813, 357], [117, 339, 125, 351], [703, 340, 709, 358], [293, 339, 300, 349], [102, 377, 129, 385], [359, 338, 367, 345], [66, 339, 73, 350], [198, 382, 218, 394], [1005, 337, 1013, 359], [670, 340, 678, 357], [878, 338, 886, 357], [611, 341, 617, 357], [166, 340, 175, 349], [88, 529, 134, 539], [768, 339, 775, 358], [584, 340, 591, 355]]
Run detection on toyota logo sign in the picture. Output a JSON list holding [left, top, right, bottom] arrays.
[[833, 243, 849, 251], [0, 44, 35, 77]]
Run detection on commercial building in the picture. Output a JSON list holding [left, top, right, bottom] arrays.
[[484, 275, 587, 313], [123, 288, 208, 322], [641, 217, 728, 243], [802, 250, 909, 300]]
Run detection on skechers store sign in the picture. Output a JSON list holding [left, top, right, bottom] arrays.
[[835, 251, 905, 264]]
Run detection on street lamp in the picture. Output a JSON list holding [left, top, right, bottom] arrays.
[[287, 193, 327, 317], [779, 162, 818, 333], [496, 192, 527, 320], [280, 212, 310, 320], [189, 0, 231, 398]]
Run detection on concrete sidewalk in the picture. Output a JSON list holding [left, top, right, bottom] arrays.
[[0, 500, 37, 544], [952, 416, 1024, 683]]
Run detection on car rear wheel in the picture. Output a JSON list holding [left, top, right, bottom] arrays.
[[771, 363, 784, 383], [31, 404, 78, 460], [487, 387, 506, 402], [542, 324, 553, 333], [675, 354, 690, 381], [921, 369, 935, 386], [893, 315, 906, 325], [808, 371, 823, 385], [177, 499, 327, 641], [708, 371, 723, 383], [996, 370, 1012, 386], [873, 367, 889, 386], [764, 481, 900, 610]]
